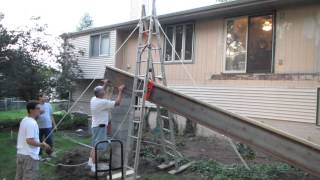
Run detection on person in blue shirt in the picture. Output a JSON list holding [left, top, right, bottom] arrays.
[[37, 94, 56, 156]]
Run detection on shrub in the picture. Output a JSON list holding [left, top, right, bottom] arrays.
[[53, 111, 88, 130]]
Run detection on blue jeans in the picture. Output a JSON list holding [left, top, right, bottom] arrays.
[[39, 128, 53, 155]]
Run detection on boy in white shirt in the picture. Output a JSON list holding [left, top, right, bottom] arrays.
[[88, 79, 125, 173], [15, 101, 51, 180]]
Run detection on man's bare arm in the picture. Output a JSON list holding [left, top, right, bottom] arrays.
[[26, 138, 50, 149], [115, 85, 125, 106], [102, 79, 111, 89]]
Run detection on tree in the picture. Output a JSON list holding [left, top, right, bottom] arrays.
[[0, 15, 83, 100], [77, 13, 93, 31], [0, 16, 55, 100], [55, 35, 83, 99]]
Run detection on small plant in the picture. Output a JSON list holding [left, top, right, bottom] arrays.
[[236, 143, 256, 160], [140, 145, 166, 163], [190, 160, 303, 180]]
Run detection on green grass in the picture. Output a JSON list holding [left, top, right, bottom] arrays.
[[0, 130, 91, 180], [0, 109, 26, 122]]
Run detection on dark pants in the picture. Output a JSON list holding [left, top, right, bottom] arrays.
[[39, 128, 53, 155]]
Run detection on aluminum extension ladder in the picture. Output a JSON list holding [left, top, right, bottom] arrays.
[[124, 2, 183, 180]]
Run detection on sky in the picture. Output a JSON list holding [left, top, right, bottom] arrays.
[[0, 0, 220, 36]]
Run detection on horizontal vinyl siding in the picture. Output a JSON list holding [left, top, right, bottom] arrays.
[[170, 86, 317, 123], [69, 30, 117, 79]]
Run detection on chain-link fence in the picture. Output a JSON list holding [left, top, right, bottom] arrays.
[[0, 98, 26, 111], [0, 98, 69, 112]]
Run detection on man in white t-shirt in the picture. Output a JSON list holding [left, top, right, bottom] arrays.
[[15, 101, 51, 180], [88, 79, 125, 173]]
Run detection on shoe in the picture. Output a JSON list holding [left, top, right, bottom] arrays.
[[88, 158, 93, 167], [90, 165, 96, 173]]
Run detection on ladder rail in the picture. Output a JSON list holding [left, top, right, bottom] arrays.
[[124, 2, 184, 179], [124, 18, 144, 176]]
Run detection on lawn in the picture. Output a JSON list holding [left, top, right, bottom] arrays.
[[0, 109, 26, 122], [0, 130, 91, 180]]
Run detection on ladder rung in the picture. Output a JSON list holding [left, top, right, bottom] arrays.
[[153, 62, 162, 64], [164, 139, 175, 146], [133, 105, 143, 108], [152, 48, 161, 50], [161, 115, 169, 120], [133, 120, 141, 123], [165, 151, 176, 157], [162, 128, 171, 132], [129, 135, 138, 139], [134, 90, 144, 93], [138, 44, 148, 48], [127, 166, 134, 171]]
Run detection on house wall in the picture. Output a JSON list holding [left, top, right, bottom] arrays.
[[70, 80, 100, 114], [69, 30, 117, 79], [116, 4, 320, 123], [275, 5, 320, 74]]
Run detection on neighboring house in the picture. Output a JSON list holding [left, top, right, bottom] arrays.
[[64, 0, 320, 124]]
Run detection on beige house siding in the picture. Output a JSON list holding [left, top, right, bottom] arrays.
[[69, 4, 320, 123], [117, 5, 320, 87], [114, 4, 320, 123], [69, 30, 117, 79], [275, 5, 320, 74], [171, 86, 317, 123]]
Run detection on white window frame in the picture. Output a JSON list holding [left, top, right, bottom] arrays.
[[223, 16, 248, 74], [90, 32, 110, 57], [164, 23, 194, 63]]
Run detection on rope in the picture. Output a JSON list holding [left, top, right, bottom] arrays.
[[42, 23, 140, 142], [227, 138, 250, 170], [157, 21, 250, 170], [43, 161, 88, 167]]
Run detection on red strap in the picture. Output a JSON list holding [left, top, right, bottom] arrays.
[[145, 80, 154, 100], [143, 32, 149, 44]]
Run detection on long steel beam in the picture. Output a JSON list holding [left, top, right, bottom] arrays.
[[105, 66, 320, 177]]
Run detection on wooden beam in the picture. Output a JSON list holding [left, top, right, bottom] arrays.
[[104, 66, 320, 177]]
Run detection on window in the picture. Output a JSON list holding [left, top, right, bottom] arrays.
[[164, 23, 194, 62], [224, 14, 273, 73], [90, 33, 110, 57]]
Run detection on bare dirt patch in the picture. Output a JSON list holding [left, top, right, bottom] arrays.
[[55, 135, 318, 180], [55, 147, 94, 180], [178, 136, 275, 164]]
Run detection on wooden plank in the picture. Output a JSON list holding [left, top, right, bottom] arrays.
[[106, 170, 135, 180], [168, 161, 195, 174], [104, 66, 320, 177]]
